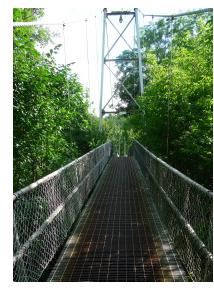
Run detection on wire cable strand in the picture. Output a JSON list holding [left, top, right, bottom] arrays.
[[13, 16, 96, 27], [62, 24, 72, 144], [94, 16, 100, 101], [139, 8, 213, 19], [166, 17, 174, 156], [106, 22, 113, 108], [62, 24, 70, 100], [85, 19, 91, 101]]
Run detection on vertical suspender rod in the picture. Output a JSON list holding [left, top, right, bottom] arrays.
[[134, 8, 144, 95], [99, 8, 107, 130]]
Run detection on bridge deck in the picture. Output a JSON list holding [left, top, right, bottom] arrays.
[[46, 157, 187, 282]]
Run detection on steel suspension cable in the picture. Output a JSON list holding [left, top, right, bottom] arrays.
[[85, 19, 91, 101], [94, 16, 99, 105], [62, 24, 71, 100], [62, 23, 72, 143], [152, 16, 156, 48], [166, 17, 174, 156], [106, 21, 113, 107], [136, 13, 146, 118], [139, 8, 213, 19], [133, 22, 136, 97], [13, 17, 96, 28]]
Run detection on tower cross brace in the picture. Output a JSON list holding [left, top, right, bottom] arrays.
[[99, 8, 143, 129]]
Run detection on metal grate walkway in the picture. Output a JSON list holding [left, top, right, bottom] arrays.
[[46, 157, 187, 282]]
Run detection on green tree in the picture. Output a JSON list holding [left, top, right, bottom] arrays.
[[13, 8, 105, 191], [114, 11, 213, 188]]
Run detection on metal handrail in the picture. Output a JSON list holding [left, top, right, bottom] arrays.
[[13, 142, 112, 281], [130, 140, 213, 281]]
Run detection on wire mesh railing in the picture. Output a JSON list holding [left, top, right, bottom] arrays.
[[129, 140, 213, 282], [13, 142, 112, 282]]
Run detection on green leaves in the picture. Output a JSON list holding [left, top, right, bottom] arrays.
[[115, 11, 213, 188], [13, 9, 104, 191]]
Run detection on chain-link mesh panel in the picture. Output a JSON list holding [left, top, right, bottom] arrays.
[[13, 142, 112, 282], [129, 140, 213, 281]]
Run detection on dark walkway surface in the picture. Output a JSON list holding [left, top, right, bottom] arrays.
[[46, 157, 187, 282]]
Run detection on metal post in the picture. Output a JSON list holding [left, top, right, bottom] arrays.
[[99, 8, 107, 130], [124, 136, 126, 156], [134, 8, 144, 95], [118, 135, 121, 156]]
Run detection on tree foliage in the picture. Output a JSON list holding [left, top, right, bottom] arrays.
[[115, 12, 213, 188], [13, 8, 105, 191]]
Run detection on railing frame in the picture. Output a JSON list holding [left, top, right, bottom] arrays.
[[13, 142, 112, 282], [129, 140, 213, 281]]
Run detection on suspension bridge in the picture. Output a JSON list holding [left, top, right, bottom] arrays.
[[13, 141, 213, 282], [13, 8, 213, 282]]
